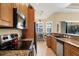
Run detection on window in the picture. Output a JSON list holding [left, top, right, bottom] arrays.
[[36, 22, 43, 34], [46, 22, 52, 34]]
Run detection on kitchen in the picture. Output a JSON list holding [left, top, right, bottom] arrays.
[[0, 3, 36, 56], [0, 3, 79, 56], [32, 3, 79, 56]]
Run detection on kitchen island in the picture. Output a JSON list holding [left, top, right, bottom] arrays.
[[46, 33, 79, 56]]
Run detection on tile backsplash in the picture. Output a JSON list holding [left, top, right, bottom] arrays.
[[0, 29, 22, 38]]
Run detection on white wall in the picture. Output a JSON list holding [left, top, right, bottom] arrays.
[[0, 29, 22, 38], [47, 12, 79, 33]]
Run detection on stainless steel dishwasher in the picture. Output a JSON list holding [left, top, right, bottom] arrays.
[[56, 38, 64, 56]]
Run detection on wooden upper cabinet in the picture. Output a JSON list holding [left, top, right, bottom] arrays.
[[14, 3, 27, 15], [19, 4, 27, 15], [0, 3, 13, 27], [0, 3, 28, 27], [26, 7, 34, 38]]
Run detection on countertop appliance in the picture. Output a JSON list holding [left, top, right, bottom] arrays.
[[56, 38, 64, 56]]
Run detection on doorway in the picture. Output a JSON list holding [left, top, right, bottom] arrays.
[[35, 22, 43, 40]]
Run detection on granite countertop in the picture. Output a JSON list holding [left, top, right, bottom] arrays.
[[48, 35, 79, 48], [66, 33, 79, 36], [0, 50, 30, 56], [55, 37, 79, 48], [0, 38, 34, 56]]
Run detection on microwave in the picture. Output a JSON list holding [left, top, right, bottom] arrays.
[[13, 8, 26, 29]]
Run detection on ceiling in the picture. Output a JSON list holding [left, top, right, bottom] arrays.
[[28, 3, 79, 20]]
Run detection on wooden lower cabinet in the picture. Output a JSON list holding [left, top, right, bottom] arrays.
[[46, 36, 51, 48], [50, 36, 57, 53], [46, 36, 57, 54], [71, 45, 79, 56], [64, 43, 79, 56], [64, 43, 71, 56], [21, 41, 31, 49]]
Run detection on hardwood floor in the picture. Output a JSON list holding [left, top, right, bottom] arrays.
[[36, 40, 56, 56]]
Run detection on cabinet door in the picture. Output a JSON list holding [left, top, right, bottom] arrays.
[[0, 3, 13, 27], [0, 20, 10, 26], [64, 43, 71, 56], [64, 43, 79, 56], [14, 3, 27, 16], [26, 8, 34, 38], [50, 37, 54, 50], [71, 45, 79, 56], [46, 36, 51, 48], [50, 36, 56, 53], [19, 4, 27, 15]]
